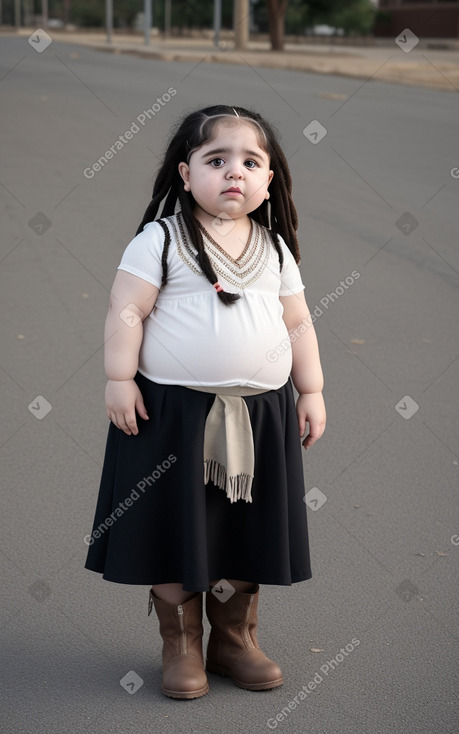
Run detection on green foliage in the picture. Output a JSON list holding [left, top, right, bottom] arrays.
[[301, 0, 349, 28], [168, 0, 234, 29], [45, 0, 142, 28], [252, 1, 269, 33], [114, 0, 144, 28], [42, 0, 375, 35], [331, 0, 376, 36], [51, 0, 235, 30], [68, 1, 105, 27], [284, 0, 309, 35], [281, 0, 376, 35]]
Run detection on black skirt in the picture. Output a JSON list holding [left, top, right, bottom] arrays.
[[84, 372, 312, 592]]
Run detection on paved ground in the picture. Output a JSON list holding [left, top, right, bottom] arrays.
[[1, 34, 458, 734], [5, 26, 459, 91]]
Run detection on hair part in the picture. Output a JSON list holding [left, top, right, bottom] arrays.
[[186, 114, 269, 163], [136, 105, 300, 306]]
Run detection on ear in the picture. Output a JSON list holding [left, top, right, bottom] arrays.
[[178, 162, 191, 191], [268, 170, 274, 186]]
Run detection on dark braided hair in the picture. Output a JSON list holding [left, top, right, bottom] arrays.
[[136, 105, 300, 306]]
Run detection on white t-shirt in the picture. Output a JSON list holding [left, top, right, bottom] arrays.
[[118, 213, 304, 389]]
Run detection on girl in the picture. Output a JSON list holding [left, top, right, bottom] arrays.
[[85, 105, 326, 700]]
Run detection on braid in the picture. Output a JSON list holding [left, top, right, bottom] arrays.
[[178, 189, 239, 306], [155, 219, 171, 286], [268, 229, 284, 271], [249, 135, 300, 265]]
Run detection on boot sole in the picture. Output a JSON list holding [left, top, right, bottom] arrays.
[[162, 682, 210, 699], [206, 661, 283, 691]]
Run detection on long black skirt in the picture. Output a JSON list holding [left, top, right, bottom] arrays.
[[84, 372, 312, 591]]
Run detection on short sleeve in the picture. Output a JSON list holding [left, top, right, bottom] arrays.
[[117, 221, 165, 288], [277, 235, 305, 297]]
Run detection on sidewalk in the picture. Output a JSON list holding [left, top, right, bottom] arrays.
[[7, 27, 459, 91]]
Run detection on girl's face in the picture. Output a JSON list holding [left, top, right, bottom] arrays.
[[178, 121, 274, 223]]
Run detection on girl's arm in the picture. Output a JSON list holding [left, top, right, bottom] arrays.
[[104, 270, 159, 436], [280, 292, 326, 449]]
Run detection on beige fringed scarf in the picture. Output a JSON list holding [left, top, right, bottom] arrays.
[[185, 385, 270, 503]]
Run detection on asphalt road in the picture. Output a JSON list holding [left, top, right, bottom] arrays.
[[1, 36, 458, 734]]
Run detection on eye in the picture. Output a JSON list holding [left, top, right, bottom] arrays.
[[209, 158, 225, 167], [245, 160, 257, 169]]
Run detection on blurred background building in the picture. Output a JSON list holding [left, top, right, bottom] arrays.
[[374, 0, 459, 39]]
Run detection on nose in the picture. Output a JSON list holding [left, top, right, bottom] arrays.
[[226, 159, 244, 179]]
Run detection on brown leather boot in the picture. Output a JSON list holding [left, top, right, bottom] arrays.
[[149, 589, 209, 699], [205, 584, 283, 691]]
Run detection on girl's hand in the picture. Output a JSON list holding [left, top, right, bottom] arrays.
[[105, 379, 149, 436], [296, 392, 326, 449]]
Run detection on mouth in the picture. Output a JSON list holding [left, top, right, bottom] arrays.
[[223, 187, 242, 194]]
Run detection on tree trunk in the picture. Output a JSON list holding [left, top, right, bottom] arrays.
[[266, 0, 288, 51]]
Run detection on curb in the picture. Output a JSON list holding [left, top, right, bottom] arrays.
[[89, 43, 459, 92], [3, 30, 459, 92]]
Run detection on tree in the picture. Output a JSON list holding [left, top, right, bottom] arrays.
[[302, 0, 375, 35], [266, 0, 289, 51], [332, 0, 376, 36]]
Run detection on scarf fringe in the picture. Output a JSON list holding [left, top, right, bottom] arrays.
[[204, 459, 253, 504]]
